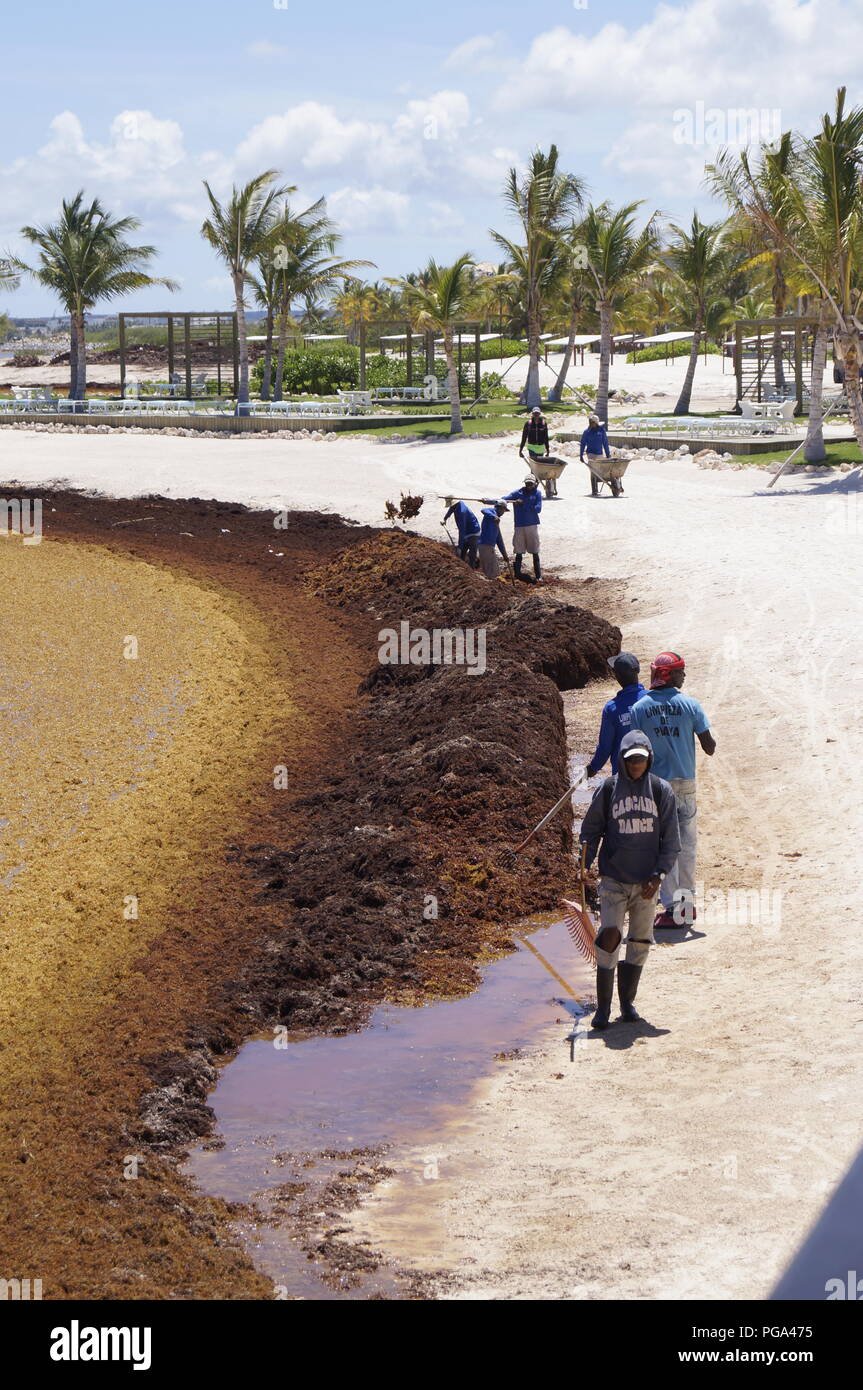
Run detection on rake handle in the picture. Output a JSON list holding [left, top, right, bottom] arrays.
[[511, 769, 588, 856]]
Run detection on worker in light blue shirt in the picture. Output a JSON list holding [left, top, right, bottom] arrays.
[[586, 652, 646, 777], [630, 652, 717, 929], [477, 502, 510, 579], [442, 499, 481, 568], [580, 413, 614, 496]]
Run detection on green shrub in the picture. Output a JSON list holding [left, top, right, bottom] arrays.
[[365, 354, 409, 388], [253, 346, 360, 395], [251, 342, 498, 397], [478, 337, 526, 361], [480, 371, 516, 400], [626, 340, 720, 364]]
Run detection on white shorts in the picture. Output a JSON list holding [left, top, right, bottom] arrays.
[[513, 525, 540, 555]]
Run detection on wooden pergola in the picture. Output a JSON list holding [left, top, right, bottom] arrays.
[[357, 321, 504, 397], [118, 312, 239, 398], [732, 316, 820, 412]]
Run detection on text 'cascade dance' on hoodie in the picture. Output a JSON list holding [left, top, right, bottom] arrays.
[[579, 729, 681, 884]]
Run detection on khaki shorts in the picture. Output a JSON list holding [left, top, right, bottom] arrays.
[[477, 543, 500, 578], [513, 524, 540, 555], [596, 877, 658, 968]]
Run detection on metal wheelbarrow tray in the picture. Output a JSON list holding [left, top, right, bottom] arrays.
[[527, 455, 569, 497], [582, 453, 631, 497]]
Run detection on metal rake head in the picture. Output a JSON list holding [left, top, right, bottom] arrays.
[[561, 899, 597, 966]]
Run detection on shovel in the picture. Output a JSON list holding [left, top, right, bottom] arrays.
[[502, 768, 588, 867]]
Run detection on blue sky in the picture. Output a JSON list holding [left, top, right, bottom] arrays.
[[1, 0, 858, 314]]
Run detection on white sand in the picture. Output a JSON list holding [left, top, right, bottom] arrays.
[[3, 426, 861, 1300]]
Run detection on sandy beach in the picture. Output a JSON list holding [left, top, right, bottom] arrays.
[[3, 412, 861, 1300]]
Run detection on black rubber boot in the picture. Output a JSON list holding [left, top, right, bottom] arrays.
[[592, 967, 615, 1030], [514, 553, 523, 579], [533, 553, 542, 582], [617, 961, 644, 1022]]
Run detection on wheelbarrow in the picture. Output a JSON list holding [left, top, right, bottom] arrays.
[[526, 454, 568, 498], [582, 453, 631, 497]]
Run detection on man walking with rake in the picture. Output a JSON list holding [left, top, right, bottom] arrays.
[[571, 729, 681, 1029]]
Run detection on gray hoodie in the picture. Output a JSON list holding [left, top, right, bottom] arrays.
[[579, 729, 681, 884]]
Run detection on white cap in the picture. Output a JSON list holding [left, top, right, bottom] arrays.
[[622, 745, 651, 760]]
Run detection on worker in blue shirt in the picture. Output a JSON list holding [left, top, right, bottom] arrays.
[[442, 499, 481, 568], [580, 413, 615, 496], [586, 652, 646, 777], [630, 652, 716, 929], [503, 475, 543, 583], [477, 501, 510, 579]]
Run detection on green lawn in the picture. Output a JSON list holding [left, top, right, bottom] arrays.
[[354, 414, 524, 439], [353, 396, 586, 439], [728, 440, 862, 468]]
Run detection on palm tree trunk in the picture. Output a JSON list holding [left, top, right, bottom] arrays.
[[522, 299, 542, 409], [596, 299, 613, 425], [548, 306, 579, 403], [445, 333, 463, 435], [803, 304, 828, 463], [837, 326, 863, 452], [274, 295, 289, 402], [74, 311, 87, 400], [261, 307, 274, 401], [68, 317, 77, 400], [673, 316, 703, 415], [234, 272, 250, 404], [772, 324, 786, 392], [772, 271, 786, 391]]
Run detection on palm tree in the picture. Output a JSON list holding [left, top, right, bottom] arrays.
[[262, 200, 372, 400], [399, 254, 476, 435], [706, 132, 796, 391], [491, 146, 584, 408], [548, 225, 595, 402], [332, 280, 382, 345], [710, 89, 863, 453], [664, 214, 734, 414], [735, 290, 774, 320], [201, 171, 292, 405], [578, 202, 660, 424], [250, 258, 278, 400], [468, 261, 517, 337], [624, 267, 678, 337], [0, 258, 19, 294], [16, 193, 176, 399]]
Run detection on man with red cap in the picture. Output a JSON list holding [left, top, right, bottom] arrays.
[[630, 653, 716, 928]]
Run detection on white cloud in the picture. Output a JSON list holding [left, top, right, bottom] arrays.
[[203, 274, 234, 295], [234, 91, 480, 190], [494, 0, 863, 188], [443, 34, 509, 73], [246, 41, 291, 59], [500, 0, 862, 115], [168, 200, 205, 223], [424, 199, 465, 234], [325, 186, 410, 234]]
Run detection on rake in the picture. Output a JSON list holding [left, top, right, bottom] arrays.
[[561, 843, 597, 966], [502, 768, 588, 868]]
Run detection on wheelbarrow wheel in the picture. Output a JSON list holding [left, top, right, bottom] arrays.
[[610, 476, 623, 497]]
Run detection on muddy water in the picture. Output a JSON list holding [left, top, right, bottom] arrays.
[[186, 913, 594, 1300]]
